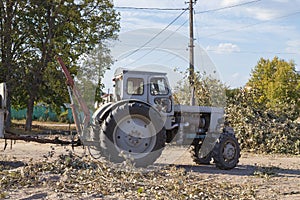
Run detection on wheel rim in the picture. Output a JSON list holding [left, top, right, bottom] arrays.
[[222, 141, 236, 161], [113, 114, 157, 159]]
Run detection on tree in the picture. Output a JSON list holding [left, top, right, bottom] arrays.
[[0, 0, 120, 131], [173, 69, 227, 107], [225, 88, 300, 154], [247, 57, 300, 119], [0, 0, 29, 127], [76, 44, 113, 109]]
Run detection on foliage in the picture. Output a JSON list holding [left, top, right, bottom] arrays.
[[0, 152, 257, 199], [226, 57, 300, 155], [247, 57, 300, 119], [253, 165, 280, 179], [173, 69, 227, 107], [226, 88, 300, 155], [0, 0, 120, 130], [76, 44, 113, 109]]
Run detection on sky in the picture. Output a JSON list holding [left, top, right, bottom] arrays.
[[104, 0, 300, 89]]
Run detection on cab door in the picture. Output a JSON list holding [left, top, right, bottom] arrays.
[[123, 74, 148, 102], [148, 76, 173, 114]]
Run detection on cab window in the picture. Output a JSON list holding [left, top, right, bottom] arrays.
[[127, 78, 144, 95], [114, 79, 122, 100], [150, 77, 169, 95]]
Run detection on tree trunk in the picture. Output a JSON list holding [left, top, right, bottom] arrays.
[[25, 96, 34, 131], [1, 1, 15, 129]]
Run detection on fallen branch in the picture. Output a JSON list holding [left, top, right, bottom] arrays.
[[3, 129, 81, 147]]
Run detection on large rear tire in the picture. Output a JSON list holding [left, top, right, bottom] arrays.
[[100, 102, 166, 167], [212, 132, 240, 170]]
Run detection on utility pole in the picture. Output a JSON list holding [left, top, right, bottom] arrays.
[[189, 0, 195, 106]]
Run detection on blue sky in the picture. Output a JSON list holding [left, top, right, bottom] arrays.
[[108, 0, 300, 89]]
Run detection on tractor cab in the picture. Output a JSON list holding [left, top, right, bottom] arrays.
[[113, 68, 173, 114]]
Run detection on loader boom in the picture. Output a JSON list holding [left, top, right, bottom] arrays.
[[55, 56, 90, 135]]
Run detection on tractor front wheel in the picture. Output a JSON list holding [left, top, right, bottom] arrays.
[[191, 139, 212, 165], [212, 132, 240, 170]]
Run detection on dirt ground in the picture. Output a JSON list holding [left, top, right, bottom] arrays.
[[0, 139, 299, 200]]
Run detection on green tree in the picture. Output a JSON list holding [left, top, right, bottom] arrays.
[[247, 57, 300, 119], [76, 44, 113, 109], [226, 88, 300, 154], [173, 69, 227, 107], [0, 0, 29, 127], [1, 0, 120, 131]]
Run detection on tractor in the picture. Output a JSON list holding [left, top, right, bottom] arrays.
[[88, 67, 240, 169], [1, 57, 240, 170]]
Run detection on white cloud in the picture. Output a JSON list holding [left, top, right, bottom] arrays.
[[245, 7, 279, 21], [114, 0, 185, 8], [221, 0, 244, 6], [286, 40, 300, 54], [111, 0, 300, 87], [206, 43, 240, 54], [231, 72, 240, 78]]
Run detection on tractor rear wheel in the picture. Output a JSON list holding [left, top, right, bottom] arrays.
[[100, 102, 166, 167]]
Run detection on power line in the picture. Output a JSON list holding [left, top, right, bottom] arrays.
[[115, 7, 187, 11], [195, 0, 262, 14], [116, 9, 188, 63], [122, 19, 189, 67], [115, 0, 261, 13], [201, 10, 300, 38], [206, 49, 298, 55]]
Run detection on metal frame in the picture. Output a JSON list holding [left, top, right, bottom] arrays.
[[0, 83, 6, 138]]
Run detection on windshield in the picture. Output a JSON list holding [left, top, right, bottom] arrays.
[[150, 77, 169, 95]]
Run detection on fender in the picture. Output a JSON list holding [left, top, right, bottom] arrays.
[[93, 99, 162, 124]]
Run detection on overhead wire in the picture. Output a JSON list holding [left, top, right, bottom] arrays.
[[115, 0, 265, 63], [115, 0, 299, 63], [122, 19, 189, 67], [193, 1, 300, 55], [195, 0, 262, 14], [115, 7, 186, 11], [115, 0, 262, 13], [115, 8, 188, 63], [205, 49, 298, 55], [201, 10, 300, 38]]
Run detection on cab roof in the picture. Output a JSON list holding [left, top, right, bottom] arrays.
[[114, 67, 167, 77]]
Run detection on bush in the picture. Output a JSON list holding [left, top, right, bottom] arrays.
[[226, 89, 300, 155]]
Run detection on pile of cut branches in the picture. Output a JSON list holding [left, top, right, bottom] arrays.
[[1, 151, 257, 199]]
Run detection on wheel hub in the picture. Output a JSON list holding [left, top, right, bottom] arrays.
[[126, 130, 142, 146], [114, 115, 156, 155], [223, 143, 235, 160]]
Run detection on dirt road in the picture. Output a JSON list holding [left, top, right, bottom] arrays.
[[0, 140, 299, 199]]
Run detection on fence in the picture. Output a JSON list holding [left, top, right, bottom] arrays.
[[11, 105, 74, 123]]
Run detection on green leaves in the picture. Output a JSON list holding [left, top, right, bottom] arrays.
[[1, 0, 120, 130], [247, 57, 300, 118], [173, 70, 227, 107], [226, 88, 300, 155], [225, 57, 300, 155]]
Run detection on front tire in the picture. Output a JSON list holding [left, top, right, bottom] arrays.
[[100, 102, 166, 167], [212, 132, 240, 170], [191, 139, 212, 165]]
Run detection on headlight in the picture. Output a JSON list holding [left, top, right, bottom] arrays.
[[154, 97, 172, 112]]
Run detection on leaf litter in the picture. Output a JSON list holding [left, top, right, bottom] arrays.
[[1, 149, 259, 199]]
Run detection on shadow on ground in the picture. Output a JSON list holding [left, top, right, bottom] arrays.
[[172, 163, 300, 177], [0, 160, 26, 170]]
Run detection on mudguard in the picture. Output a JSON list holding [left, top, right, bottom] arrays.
[[93, 99, 162, 124]]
